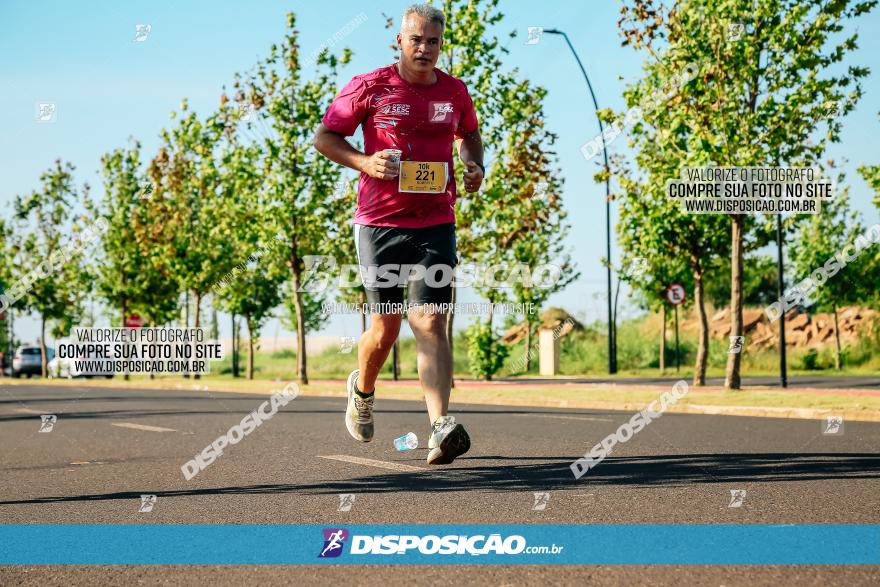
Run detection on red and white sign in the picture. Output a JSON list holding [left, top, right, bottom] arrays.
[[665, 284, 686, 306], [125, 314, 145, 328]]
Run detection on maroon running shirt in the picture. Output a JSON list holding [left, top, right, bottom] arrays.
[[322, 63, 479, 228]]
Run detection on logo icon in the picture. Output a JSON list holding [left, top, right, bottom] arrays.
[[134, 24, 152, 43], [532, 492, 550, 511], [338, 337, 356, 354], [728, 489, 747, 508], [238, 103, 255, 122], [727, 23, 745, 41], [39, 415, 57, 433], [823, 101, 840, 117], [380, 103, 410, 116], [337, 494, 356, 512], [36, 102, 57, 123], [728, 336, 745, 354], [823, 416, 844, 435], [139, 494, 157, 513], [532, 180, 548, 199], [525, 26, 544, 45], [429, 101, 454, 123], [298, 255, 337, 293], [630, 256, 649, 278], [136, 180, 154, 200], [319, 528, 349, 558]]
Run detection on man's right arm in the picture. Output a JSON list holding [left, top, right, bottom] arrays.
[[313, 124, 398, 181]]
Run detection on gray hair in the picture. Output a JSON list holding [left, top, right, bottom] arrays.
[[401, 3, 445, 32]]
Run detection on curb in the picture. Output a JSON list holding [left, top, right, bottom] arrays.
[[3, 378, 880, 422]]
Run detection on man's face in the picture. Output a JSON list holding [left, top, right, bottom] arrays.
[[397, 15, 442, 73]]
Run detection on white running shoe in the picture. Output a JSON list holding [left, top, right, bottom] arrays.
[[345, 369, 374, 442], [426, 415, 470, 465]]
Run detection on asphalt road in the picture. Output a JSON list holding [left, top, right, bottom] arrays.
[[1, 383, 878, 585]]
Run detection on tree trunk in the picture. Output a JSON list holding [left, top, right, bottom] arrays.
[[39, 315, 47, 377], [659, 304, 666, 373], [524, 319, 532, 372], [193, 291, 201, 329], [447, 286, 456, 388], [149, 320, 156, 379], [246, 316, 255, 380], [182, 291, 190, 378], [485, 303, 495, 381], [292, 272, 308, 385], [122, 299, 130, 381], [693, 267, 709, 387], [725, 216, 745, 390], [833, 303, 842, 371], [193, 291, 202, 380], [231, 313, 239, 378], [613, 277, 622, 372]]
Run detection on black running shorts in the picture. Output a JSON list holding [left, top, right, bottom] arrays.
[[354, 222, 458, 309]]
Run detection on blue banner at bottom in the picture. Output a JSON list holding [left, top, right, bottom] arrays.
[[0, 525, 877, 565]]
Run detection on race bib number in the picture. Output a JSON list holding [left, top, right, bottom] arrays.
[[399, 161, 448, 194]]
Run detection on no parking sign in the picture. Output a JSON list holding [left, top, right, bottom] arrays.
[[665, 283, 686, 306]]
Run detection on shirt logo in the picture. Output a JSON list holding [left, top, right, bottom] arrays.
[[319, 528, 349, 558], [429, 101, 454, 122], [379, 103, 410, 116]]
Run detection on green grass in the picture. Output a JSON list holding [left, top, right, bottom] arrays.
[[497, 315, 880, 378], [203, 316, 878, 382], [189, 309, 880, 380]]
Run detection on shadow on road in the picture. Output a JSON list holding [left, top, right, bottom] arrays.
[[1, 453, 878, 505]]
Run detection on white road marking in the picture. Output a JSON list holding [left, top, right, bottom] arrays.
[[14, 408, 48, 415], [111, 422, 177, 433], [513, 413, 613, 422], [318, 454, 425, 472]]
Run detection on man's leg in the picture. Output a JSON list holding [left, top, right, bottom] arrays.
[[407, 308, 451, 425], [357, 312, 403, 393], [344, 312, 401, 443]]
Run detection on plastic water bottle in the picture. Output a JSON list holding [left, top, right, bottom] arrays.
[[393, 432, 418, 451]]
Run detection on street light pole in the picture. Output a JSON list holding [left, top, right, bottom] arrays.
[[544, 28, 616, 374], [776, 214, 788, 388]]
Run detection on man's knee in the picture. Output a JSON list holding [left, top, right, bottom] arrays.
[[368, 317, 401, 348], [409, 313, 448, 340]]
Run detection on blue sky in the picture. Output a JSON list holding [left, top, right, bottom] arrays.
[[2, 0, 879, 344]]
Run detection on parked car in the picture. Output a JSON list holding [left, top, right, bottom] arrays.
[[11, 346, 55, 378], [48, 354, 113, 379]]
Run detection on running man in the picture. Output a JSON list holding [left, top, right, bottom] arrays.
[[314, 3, 484, 465]]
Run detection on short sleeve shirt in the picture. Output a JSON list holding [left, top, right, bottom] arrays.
[[322, 63, 479, 228]]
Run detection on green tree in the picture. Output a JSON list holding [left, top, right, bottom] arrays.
[[237, 13, 352, 384], [7, 160, 93, 375], [465, 317, 509, 380], [616, 247, 693, 373], [791, 183, 869, 368], [211, 140, 286, 379], [147, 102, 234, 343], [704, 254, 780, 308], [88, 140, 180, 335], [618, 0, 875, 388]]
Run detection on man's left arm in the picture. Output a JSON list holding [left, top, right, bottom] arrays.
[[457, 129, 484, 193]]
